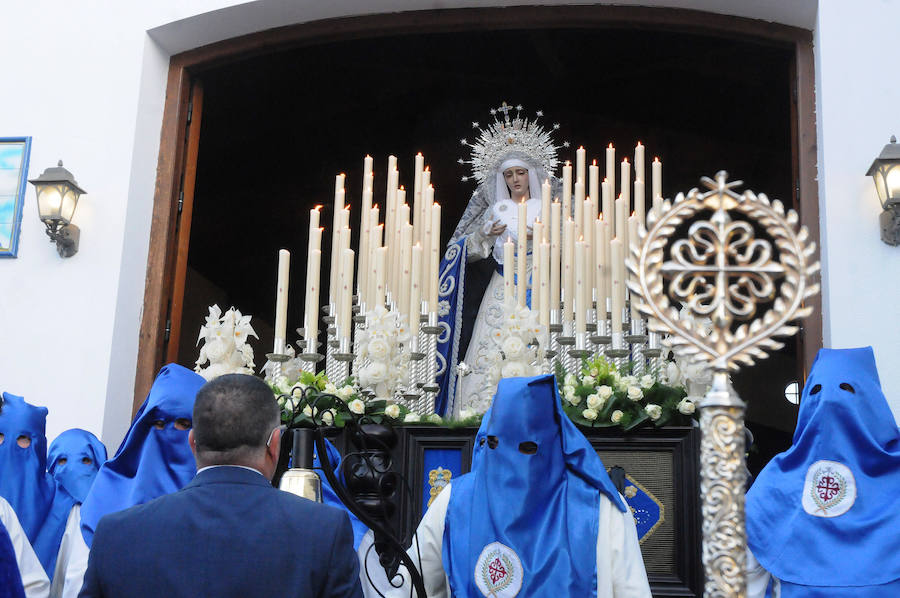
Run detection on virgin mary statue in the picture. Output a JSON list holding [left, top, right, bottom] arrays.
[[434, 103, 562, 416]]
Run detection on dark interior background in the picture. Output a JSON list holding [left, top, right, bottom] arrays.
[[182, 25, 799, 473]]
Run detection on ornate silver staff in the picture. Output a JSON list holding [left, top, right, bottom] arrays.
[[628, 171, 819, 598]]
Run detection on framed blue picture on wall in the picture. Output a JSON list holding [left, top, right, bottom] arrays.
[[0, 137, 32, 258]]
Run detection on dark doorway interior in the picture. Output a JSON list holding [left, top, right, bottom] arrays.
[[183, 25, 799, 471]]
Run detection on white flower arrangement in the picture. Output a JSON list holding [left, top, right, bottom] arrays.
[[356, 305, 411, 401], [487, 303, 544, 388], [194, 305, 258, 381]]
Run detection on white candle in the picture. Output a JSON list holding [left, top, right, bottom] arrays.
[[583, 200, 594, 295], [574, 181, 585, 240], [504, 236, 515, 305], [605, 144, 615, 200], [399, 221, 413, 317], [413, 153, 425, 246], [304, 247, 321, 351], [539, 240, 550, 331], [576, 146, 586, 184], [550, 201, 561, 314], [611, 238, 624, 334], [635, 179, 645, 229], [594, 218, 607, 319], [340, 248, 354, 342], [429, 203, 441, 313], [575, 238, 586, 334], [541, 179, 551, 241], [634, 142, 645, 190], [602, 179, 613, 233], [562, 161, 572, 219], [375, 246, 387, 309], [422, 184, 434, 295], [563, 218, 575, 321], [620, 159, 630, 207], [517, 199, 527, 307], [532, 220, 544, 314], [275, 249, 290, 347], [615, 195, 628, 245], [652, 157, 662, 209], [589, 160, 600, 208], [329, 183, 345, 310], [409, 243, 423, 326], [368, 221, 382, 307], [628, 214, 640, 321]]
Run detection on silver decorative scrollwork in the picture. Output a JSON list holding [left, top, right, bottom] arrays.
[[628, 171, 820, 598]]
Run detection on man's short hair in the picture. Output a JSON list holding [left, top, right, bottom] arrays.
[[192, 374, 280, 464]]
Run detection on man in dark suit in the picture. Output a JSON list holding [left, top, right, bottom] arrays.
[[79, 374, 363, 598]]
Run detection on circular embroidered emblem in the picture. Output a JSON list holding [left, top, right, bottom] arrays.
[[474, 542, 523, 597], [802, 460, 856, 518]]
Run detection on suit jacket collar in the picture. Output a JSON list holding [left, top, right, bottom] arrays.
[[187, 465, 272, 489]]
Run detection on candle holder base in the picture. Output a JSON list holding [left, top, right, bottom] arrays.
[[422, 384, 439, 393], [421, 325, 442, 334], [265, 352, 292, 363], [409, 352, 426, 361], [402, 392, 421, 401], [544, 349, 558, 359], [322, 315, 335, 325], [334, 352, 355, 362], [549, 323, 563, 333], [590, 335, 612, 345], [644, 348, 662, 358], [352, 314, 367, 324], [585, 322, 597, 333], [606, 349, 630, 359], [624, 334, 648, 344], [568, 348, 591, 359], [299, 353, 325, 363], [557, 335, 575, 346]]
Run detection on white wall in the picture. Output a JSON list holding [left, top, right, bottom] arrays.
[[6, 0, 896, 453], [815, 1, 900, 415]]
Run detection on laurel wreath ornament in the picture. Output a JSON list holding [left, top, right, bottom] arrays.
[[627, 171, 820, 372]]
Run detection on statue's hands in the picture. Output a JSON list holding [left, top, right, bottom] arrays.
[[489, 221, 507, 236]]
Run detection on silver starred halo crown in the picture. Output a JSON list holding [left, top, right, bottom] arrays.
[[460, 102, 562, 184]]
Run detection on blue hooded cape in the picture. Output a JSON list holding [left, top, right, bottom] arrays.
[[746, 347, 900, 596], [0, 392, 74, 577], [48, 429, 107, 504], [312, 438, 368, 549], [80, 364, 205, 547], [443, 375, 625, 597]]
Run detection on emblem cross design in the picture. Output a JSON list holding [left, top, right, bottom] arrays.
[[817, 475, 841, 501], [488, 558, 508, 584]]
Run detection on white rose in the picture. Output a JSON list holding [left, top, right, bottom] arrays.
[[404, 413, 421, 423], [321, 409, 335, 425], [611, 410, 624, 424], [627, 386, 643, 401], [582, 375, 596, 386], [582, 408, 599, 421], [501, 336, 526, 359], [678, 398, 696, 415], [564, 373, 577, 387], [324, 382, 338, 394], [589, 367, 599, 377], [621, 375, 638, 389], [302, 405, 313, 417], [644, 404, 663, 421], [563, 385, 576, 399], [427, 413, 443, 424], [367, 337, 392, 362], [276, 396, 286, 407], [567, 393, 583, 406], [385, 403, 401, 419], [597, 385, 613, 400], [586, 394, 604, 410], [337, 385, 356, 400], [640, 375, 655, 389], [501, 361, 528, 378], [348, 399, 366, 415], [359, 362, 388, 385]]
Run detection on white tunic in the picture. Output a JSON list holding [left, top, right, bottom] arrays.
[[49, 505, 89, 598], [360, 484, 652, 598], [0, 496, 50, 598]]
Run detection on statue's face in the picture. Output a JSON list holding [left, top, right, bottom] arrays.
[[503, 166, 529, 199]]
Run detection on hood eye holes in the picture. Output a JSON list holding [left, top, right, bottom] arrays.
[[487, 435, 499, 449], [0, 433, 4, 445], [173, 418, 192, 431], [518, 441, 538, 455], [17, 435, 31, 449], [809, 384, 822, 395], [478, 437, 485, 447], [839, 382, 856, 394], [152, 420, 166, 430]]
